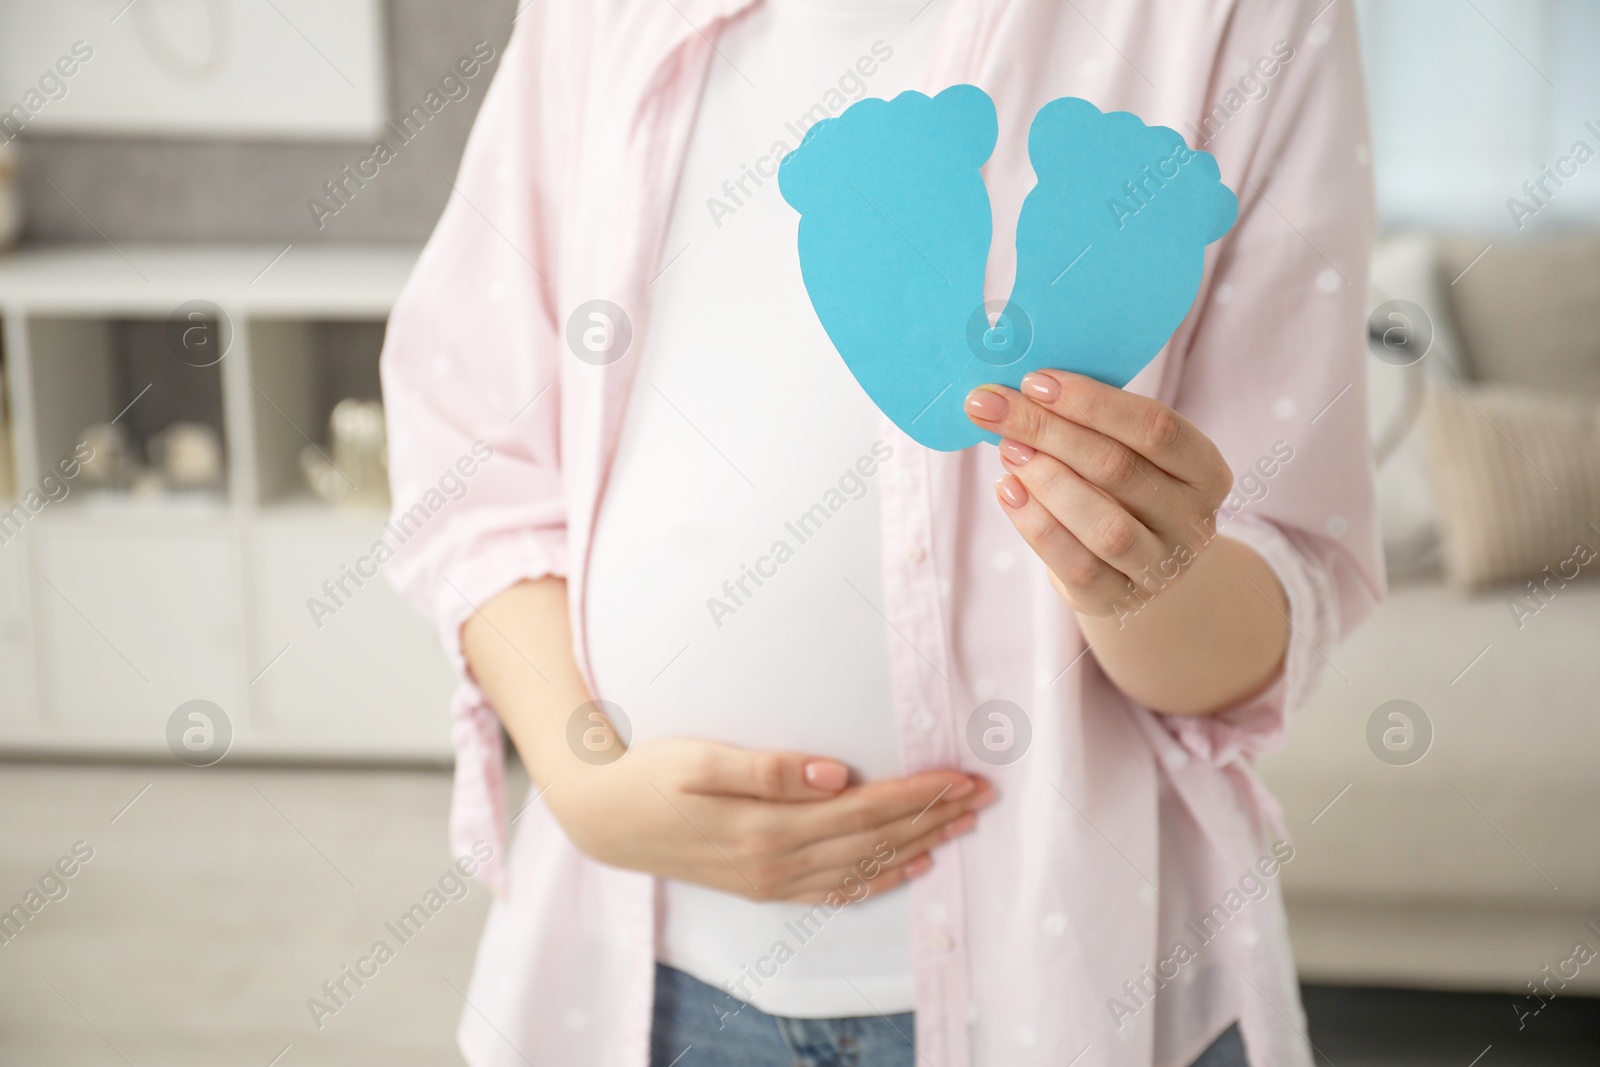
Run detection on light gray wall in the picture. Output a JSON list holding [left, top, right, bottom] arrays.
[[15, 0, 515, 245]]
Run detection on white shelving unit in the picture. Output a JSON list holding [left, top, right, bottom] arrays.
[[0, 244, 455, 761]]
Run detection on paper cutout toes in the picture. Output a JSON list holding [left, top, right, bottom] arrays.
[[777, 85, 996, 452], [779, 88, 1239, 452]]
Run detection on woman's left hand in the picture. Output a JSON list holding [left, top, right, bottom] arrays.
[[964, 369, 1235, 621]]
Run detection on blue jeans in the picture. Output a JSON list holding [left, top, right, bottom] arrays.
[[649, 963, 1250, 1066]]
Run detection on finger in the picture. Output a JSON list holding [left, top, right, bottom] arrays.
[[777, 853, 932, 904], [671, 769, 980, 889], [773, 810, 977, 901], [683, 813, 948, 903], [773, 770, 981, 850], [676, 742, 851, 801], [998, 447, 1166, 580], [1018, 370, 1229, 491], [754, 782, 994, 887], [968, 385, 1184, 523], [995, 414, 1190, 536], [993, 474, 1133, 612]]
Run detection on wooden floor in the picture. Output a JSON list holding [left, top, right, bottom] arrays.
[[0, 761, 489, 1067], [5, 761, 1597, 1066]]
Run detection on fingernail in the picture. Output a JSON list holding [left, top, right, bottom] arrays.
[[964, 388, 1009, 422], [905, 855, 934, 878], [970, 786, 997, 810], [1021, 372, 1060, 403], [995, 474, 1029, 509], [803, 760, 848, 790], [998, 439, 1035, 465], [944, 813, 978, 839], [945, 778, 977, 800]]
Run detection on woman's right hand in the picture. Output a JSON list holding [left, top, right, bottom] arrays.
[[461, 577, 992, 904], [545, 735, 992, 903]]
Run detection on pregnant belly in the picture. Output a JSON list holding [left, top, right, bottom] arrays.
[[584, 524, 904, 782]]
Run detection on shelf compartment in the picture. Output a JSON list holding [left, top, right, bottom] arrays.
[[26, 314, 229, 507], [246, 317, 388, 509]]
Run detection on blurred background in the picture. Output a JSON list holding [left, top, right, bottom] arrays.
[[0, 1, 1595, 1064]]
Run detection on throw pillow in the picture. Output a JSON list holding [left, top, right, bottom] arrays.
[[1423, 382, 1600, 590]]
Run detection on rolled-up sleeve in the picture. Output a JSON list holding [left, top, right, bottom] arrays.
[[381, 8, 568, 664], [379, 10, 568, 887], [1159, 0, 1384, 765]]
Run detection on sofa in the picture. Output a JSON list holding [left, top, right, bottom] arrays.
[[1256, 232, 1600, 995]]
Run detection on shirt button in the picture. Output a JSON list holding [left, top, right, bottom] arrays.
[[1162, 747, 1190, 770], [1042, 912, 1067, 937], [1240, 925, 1260, 947], [927, 930, 954, 954], [904, 542, 926, 565], [913, 711, 935, 732], [1016, 1025, 1037, 1049]]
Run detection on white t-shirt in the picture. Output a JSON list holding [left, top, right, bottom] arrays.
[[585, 0, 939, 1019]]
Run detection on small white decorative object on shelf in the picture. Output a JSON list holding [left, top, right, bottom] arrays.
[[149, 421, 224, 493], [77, 422, 134, 491], [76, 419, 224, 499], [0, 141, 20, 254], [301, 398, 388, 508]]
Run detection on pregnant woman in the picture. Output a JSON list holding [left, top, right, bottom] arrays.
[[381, 1, 1380, 1064]]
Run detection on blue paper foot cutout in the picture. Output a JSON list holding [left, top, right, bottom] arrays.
[[778, 87, 1238, 452]]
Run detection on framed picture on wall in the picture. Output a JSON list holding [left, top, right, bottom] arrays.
[[0, 0, 387, 141]]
